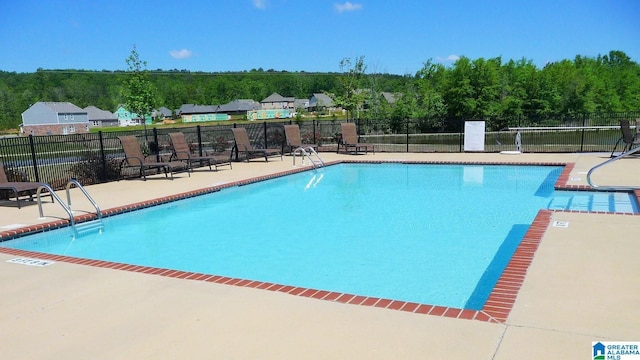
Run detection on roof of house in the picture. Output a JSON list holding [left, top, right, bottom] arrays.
[[218, 99, 261, 112], [38, 102, 85, 113], [157, 107, 172, 117], [178, 104, 218, 114], [84, 106, 117, 120], [309, 93, 334, 107], [293, 98, 309, 109], [261, 93, 294, 103], [381, 92, 399, 104]]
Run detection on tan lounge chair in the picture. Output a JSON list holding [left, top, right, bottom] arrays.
[[611, 119, 640, 157], [0, 161, 53, 208], [231, 127, 282, 162], [284, 124, 318, 155], [118, 135, 189, 180], [339, 122, 375, 154], [168, 132, 232, 171]]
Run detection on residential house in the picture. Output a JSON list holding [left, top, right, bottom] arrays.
[[293, 98, 309, 112], [380, 92, 400, 105], [261, 93, 295, 111], [84, 106, 119, 128], [178, 104, 229, 122], [218, 99, 260, 116], [114, 105, 152, 127], [21, 102, 89, 135], [152, 107, 173, 120], [308, 93, 335, 112], [246, 108, 292, 120]]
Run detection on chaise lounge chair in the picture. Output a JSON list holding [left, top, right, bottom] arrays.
[[284, 124, 318, 155], [0, 161, 53, 208], [610, 119, 640, 157], [168, 132, 232, 171], [338, 122, 375, 155], [231, 127, 282, 162], [118, 135, 190, 180]]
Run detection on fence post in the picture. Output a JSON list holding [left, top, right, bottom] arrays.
[[28, 135, 40, 182], [459, 118, 464, 152], [313, 120, 317, 145], [406, 118, 410, 153], [263, 121, 268, 148], [98, 131, 106, 182], [580, 114, 586, 152], [197, 125, 203, 156], [232, 122, 238, 161], [152, 127, 159, 162]]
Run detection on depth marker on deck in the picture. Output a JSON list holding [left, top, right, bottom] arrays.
[[552, 221, 569, 228], [7, 258, 55, 267]]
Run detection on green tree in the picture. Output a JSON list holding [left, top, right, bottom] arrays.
[[331, 56, 368, 121], [121, 46, 157, 139], [597, 50, 640, 111], [389, 88, 415, 133], [414, 60, 447, 131], [444, 56, 475, 119], [470, 57, 502, 120]]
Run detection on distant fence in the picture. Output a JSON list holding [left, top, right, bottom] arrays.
[[0, 112, 638, 190]]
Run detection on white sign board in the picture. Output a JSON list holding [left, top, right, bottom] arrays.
[[464, 121, 486, 152]]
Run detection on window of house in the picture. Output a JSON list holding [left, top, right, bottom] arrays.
[[69, 125, 76, 133]]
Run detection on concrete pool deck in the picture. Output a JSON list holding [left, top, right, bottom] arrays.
[[1, 152, 639, 359]]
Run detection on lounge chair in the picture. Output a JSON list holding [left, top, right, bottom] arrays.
[[339, 122, 375, 155], [118, 135, 189, 180], [284, 124, 318, 155], [610, 119, 640, 157], [168, 132, 232, 171], [231, 127, 282, 162], [0, 161, 53, 208]]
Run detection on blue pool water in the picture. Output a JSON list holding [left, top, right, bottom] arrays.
[[2, 164, 637, 309]]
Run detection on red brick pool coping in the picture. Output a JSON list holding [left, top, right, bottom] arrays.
[[2, 160, 639, 324]]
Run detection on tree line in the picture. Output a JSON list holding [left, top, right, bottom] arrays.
[[0, 50, 638, 131]]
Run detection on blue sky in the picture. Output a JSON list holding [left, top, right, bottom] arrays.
[[1, 0, 638, 74]]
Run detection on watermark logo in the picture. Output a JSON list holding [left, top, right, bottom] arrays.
[[593, 342, 640, 360]]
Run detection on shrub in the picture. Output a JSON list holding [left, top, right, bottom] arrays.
[[68, 151, 122, 185], [302, 131, 323, 146]]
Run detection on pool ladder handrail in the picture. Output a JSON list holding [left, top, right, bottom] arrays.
[[292, 146, 325, 168], [586, 145, 640, 191], [36, 179, 103, 236], [65, 178, 102, 221], [37, 184, 74, 227]]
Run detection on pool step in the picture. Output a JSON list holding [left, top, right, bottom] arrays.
[[547, 197, 570, 210], [547, 193, 636, 213], [73, 219, 104, 237]]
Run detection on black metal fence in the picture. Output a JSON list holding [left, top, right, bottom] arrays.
[[0, 112, 638, 190]]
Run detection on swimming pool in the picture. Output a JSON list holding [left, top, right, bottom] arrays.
[[1, 163, 637, 310]]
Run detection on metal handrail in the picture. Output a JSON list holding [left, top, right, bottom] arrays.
[[586, 145, 640, 191], [37, 184, 75, 227], [66, 178, 102, 220], [305, 146, 325, 167], [292, 146, 325, 168]]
